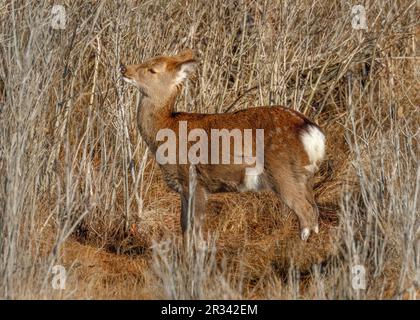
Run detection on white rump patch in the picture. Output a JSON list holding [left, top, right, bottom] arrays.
[[301, 125, 325, 172]]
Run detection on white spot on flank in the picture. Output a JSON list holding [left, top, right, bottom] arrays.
[[301, 125, 325, 172], [241, 173, 260, 191]]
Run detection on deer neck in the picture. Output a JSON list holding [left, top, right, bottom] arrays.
[[136, 89, 179, 152]]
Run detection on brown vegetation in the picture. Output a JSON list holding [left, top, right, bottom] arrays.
[[0, 0, 418, 299]]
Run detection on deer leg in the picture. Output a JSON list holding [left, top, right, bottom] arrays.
[[180, 184, 208, 243], [180, 193, 189, 234], [304, 175, 319, 234], [269, 170, 318, 241]]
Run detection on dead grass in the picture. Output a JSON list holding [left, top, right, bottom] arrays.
[[0, 0, 418, 299]]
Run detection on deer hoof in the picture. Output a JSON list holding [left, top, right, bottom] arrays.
[[301, 228, 310, 241]]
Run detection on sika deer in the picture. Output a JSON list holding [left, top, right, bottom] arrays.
[[120, 49, 325, 241]]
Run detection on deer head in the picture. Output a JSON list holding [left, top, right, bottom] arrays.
[[120, 49, 196, 100]]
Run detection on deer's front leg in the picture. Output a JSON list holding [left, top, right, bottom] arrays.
[[180, 184, 208, 241]]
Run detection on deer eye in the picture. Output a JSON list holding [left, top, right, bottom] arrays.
[[148, 68, 157, 74]]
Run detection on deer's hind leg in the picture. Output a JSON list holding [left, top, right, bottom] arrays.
[[267, 165, 319, 241], [304, 174, 319, 234]]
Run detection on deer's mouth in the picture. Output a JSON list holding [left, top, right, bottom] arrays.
[[122, 77, 148, 97], [122, 76, 137, 87]]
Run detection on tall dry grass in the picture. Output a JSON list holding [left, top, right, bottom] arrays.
[[0, 0, 418, 299]]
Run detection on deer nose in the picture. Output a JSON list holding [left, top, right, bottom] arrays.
[[119, 64, 126, 75]]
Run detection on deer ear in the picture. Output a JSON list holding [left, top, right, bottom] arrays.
[[175, 49, 195, 62], [174, 58, 197, 84]]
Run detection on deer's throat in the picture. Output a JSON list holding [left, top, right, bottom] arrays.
[[136, 93, 178, 152]]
